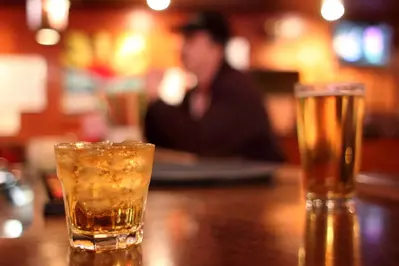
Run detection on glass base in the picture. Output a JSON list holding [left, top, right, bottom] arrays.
[[68, 245, 143, 265], [69, 227, 143, 252], [306, 197, 356, 212]]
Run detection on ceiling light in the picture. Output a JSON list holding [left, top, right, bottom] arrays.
[[26, 0, 70, 30], [147, 0, 171, 11], [45, 0, 70, 30], [35, 28, 60, 45], [321, 0, 345, 21]]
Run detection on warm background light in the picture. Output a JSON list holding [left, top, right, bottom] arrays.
[[147, 0, 171, 11], [321, 0, 345, 21], [113, 33, 148, 75], [129, 10, 154, 32], [275, 15, 305, 39]]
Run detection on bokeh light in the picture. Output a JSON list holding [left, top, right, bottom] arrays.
[[363, 26, 385, 64], [226, 37, 250, 70], [158, 68, 187, 106], [3, 220, 23, 238], [333, 29, 362, 62]]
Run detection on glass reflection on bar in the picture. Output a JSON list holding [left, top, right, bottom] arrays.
[[298, 209, 360, 266]]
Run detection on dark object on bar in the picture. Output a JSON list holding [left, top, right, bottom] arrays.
[[363, 113, 399, 138], [357, 173, 399, 201], [250, 70, 300, 94], [150, 160, 279, 186], [41, 172, 65, 216]]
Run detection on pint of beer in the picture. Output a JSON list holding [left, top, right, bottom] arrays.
[[295, 83, 365, 209]]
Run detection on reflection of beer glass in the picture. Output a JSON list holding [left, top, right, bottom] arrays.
[[69, 245, 142, 266], [298, 209, 360, 266], [55, 141, 155, 251], [295, 83, 365, 209]]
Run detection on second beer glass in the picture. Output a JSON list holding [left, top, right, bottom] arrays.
[[295, 83, 365, 210]]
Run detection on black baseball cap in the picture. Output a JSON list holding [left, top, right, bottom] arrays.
[[174, 11, 231, 46]]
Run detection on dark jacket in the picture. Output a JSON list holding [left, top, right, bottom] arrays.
[[145, 62, 285, 162]]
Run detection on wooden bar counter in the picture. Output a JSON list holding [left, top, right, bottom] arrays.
[[0, 167, 399, 266]]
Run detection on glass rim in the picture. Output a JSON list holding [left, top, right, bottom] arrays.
[[54, 141, 155, 151], [294, 82, 365, 97]]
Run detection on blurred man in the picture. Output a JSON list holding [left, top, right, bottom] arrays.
[[145, 11, 284, 162]]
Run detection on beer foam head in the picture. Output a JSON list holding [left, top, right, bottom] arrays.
[[295, 83, 365, 98]]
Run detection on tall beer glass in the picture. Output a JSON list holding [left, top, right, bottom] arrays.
[[295, 83, 365, 210]]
